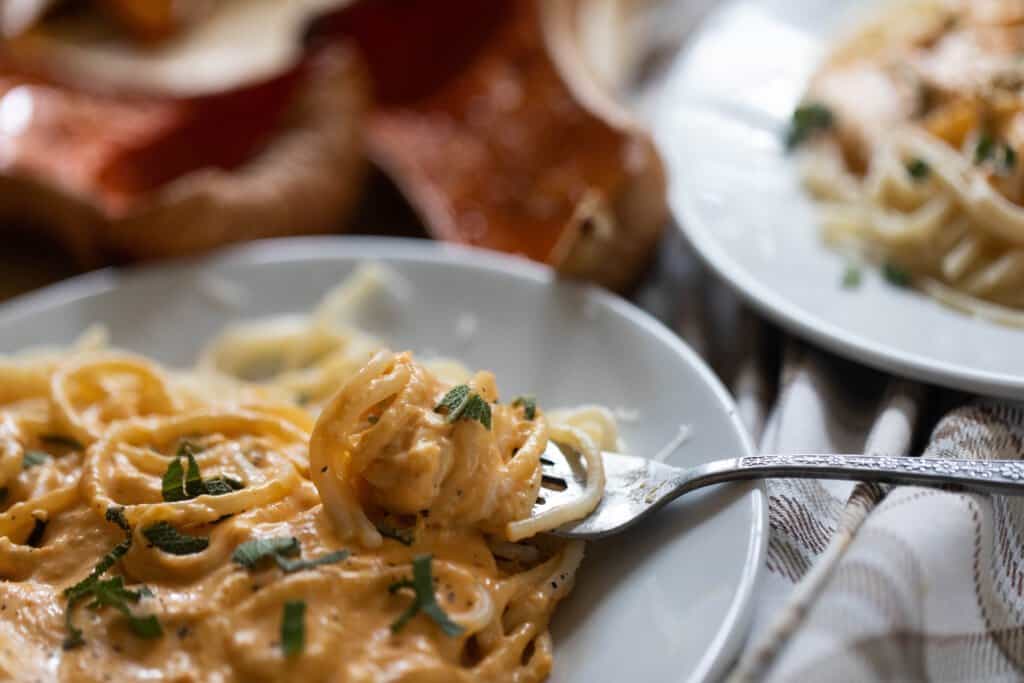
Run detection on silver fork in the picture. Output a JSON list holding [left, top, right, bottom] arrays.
[[537, 443, 1024, 540]]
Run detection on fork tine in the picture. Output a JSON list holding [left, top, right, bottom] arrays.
[[533, 442, 589, 513], [536, 444, 685, 540], [538, 443, 581, 481]]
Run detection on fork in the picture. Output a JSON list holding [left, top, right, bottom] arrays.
[[537, 443, 1024, 540]]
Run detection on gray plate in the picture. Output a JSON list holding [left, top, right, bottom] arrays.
[[0, 237, 765, 682], [649, 0, 1024, 398]]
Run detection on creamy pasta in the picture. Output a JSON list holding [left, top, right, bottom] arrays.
[[0, 267, 616, 682]]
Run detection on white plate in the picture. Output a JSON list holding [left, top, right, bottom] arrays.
[[648, 0, 1024, 399], [0, 237, 765, 683]]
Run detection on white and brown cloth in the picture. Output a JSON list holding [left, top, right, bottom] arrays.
[[636, 226, 1024, 682]]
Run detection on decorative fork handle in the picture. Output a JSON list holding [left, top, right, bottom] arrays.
[[680, 453, 1024, 496]]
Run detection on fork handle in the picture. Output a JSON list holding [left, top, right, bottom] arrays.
[[682, 454, 1024, 496]]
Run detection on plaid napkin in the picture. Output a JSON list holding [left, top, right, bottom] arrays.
[[637, 229, 1024, 682]]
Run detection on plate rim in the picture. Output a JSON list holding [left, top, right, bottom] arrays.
[[655, 0, 1024, 400], [0, 235, 767, 682]]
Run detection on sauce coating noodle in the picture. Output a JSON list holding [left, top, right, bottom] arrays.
[[0, 269, 613, 682]]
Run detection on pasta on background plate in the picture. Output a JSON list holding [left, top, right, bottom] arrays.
[[791, 0, 1024, 324], [0, 267, 614, 683]]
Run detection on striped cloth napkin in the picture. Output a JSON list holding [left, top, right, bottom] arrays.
[[636, 228, 1024, 681]]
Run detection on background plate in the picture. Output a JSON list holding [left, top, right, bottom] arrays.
[[648, 0, 1024, 398], [0, 237, 765, 683]]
